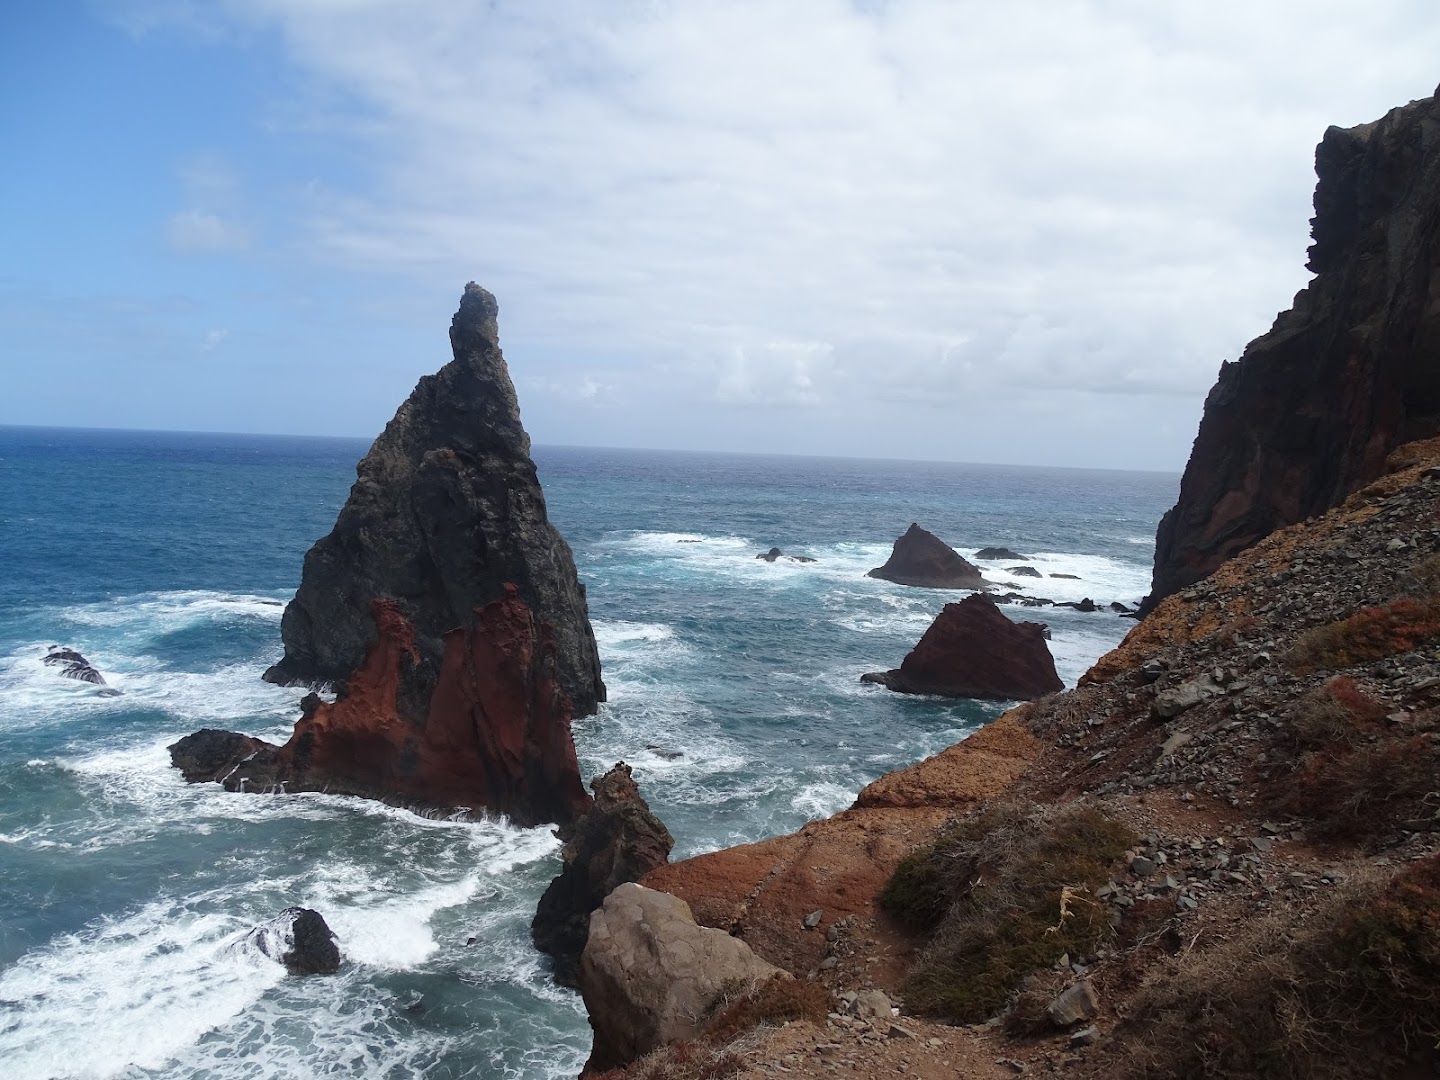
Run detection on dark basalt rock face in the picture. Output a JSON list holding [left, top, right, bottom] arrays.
[[44, 647, 107, 686], [868, 523, 988, 589], [532, 762, 674, 986], [1008, 566, 1042, 578], [861, 593, 1063, 700], [172, 587, 592, 827], [243, 907, 341, 976], [1145, 87, 1440, 614], [263, 283, 604, 718]]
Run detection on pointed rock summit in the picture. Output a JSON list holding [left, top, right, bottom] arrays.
[[868, 523, 988, 589], [264, 282, 604, 717], [172, 284, 601, 826]]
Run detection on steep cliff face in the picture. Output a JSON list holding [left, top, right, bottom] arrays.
[[264, 283, 605, 717], [1146, 85, 1440, 612]]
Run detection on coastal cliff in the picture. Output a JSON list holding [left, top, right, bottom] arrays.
[[600, 437, 1440, 1079], [1146, 85, 1440, 612]]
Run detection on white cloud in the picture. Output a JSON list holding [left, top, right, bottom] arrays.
[[116, 0, 1440, 462], [166, 210, 249, 252], [201, 327, 229, 350]]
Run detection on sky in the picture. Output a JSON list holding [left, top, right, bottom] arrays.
[[2, 2, 1438, 469]]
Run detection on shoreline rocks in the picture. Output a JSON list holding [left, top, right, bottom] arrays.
[[532, 763, 674, 985], [242, 907, 341, 976], [579, 883, 782, 1074], [861, 594, 1063, 700], [868, 524, 988, 590], [43, 646, 110, 688]]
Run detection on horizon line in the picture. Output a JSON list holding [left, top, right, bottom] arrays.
[[0, 422, 1183, 478]]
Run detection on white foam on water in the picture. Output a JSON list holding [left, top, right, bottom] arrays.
[[790, 780, 857, 820], [992, 551, 1150, 606], [55, 589, 287, 632], [0, 901, 285, 1080]]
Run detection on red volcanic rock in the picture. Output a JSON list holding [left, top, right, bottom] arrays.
[[861, 593, 1063, 700], [867, 523, 988, 589], [1145, 87, 1440, 613], [172, 588, 591, 827]]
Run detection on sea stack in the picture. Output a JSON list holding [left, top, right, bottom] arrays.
[[1144, 86, 1440, 613], [173, 284, 600, 826], [264, 283, 604, 716], [861, 593, 1062, 700], [868, 523, 988, 589]]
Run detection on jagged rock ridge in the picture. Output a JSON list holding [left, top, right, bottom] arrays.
[[1146, 85, 1440, 612], [264, 282, 605, 717]]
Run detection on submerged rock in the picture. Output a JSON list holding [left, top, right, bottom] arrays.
[[757, 547, 817, 563], [533, 763, 675, 986], [1146, 86, 1440, 612], [1008, 565, 1043, 578], [861, 593, 1063, 700], [579, 883, 782, 1073], [43, 646, 107, 686], [974, 547, 1027, 561], [263, 283, 604, 719], [868, 524, 988, 589], [243, 907, 341, 976]]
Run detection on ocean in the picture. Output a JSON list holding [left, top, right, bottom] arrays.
[[0, 426, 1177, 1079]]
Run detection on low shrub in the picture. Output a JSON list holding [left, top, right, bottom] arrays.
[[1120, 855, 1440, 1078], [1284, 676, 1387, 751], [591, 1041, 746, 1080], [701, 975, 832, 1044], [1288, 735, 1438, 840], [883, 802, 1134, 1024], [1286, 597, 1440, 674]]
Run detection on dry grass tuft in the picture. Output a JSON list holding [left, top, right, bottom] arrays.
[[590, 1040, 746, 1080], [1120, 855, 1440, 1079], [701, 975, 832, 1045], [880, 801, 1133, 1024]]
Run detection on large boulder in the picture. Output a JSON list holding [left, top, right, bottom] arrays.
[[860, 593, 1063, 700], [868, 524, 988, 589], [532, 763, 674, 985], [579, 883, 782, 1073], [172, 585, 592, 826], [1145, 86, 1440, 613], [263, 283, 605, 718]]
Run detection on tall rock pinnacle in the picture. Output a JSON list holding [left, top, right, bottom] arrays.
[[1144, 85, 1440, 613], [264, 283, 605, 718]]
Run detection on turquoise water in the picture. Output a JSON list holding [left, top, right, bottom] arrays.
[[0, 427, 1176, 1079]]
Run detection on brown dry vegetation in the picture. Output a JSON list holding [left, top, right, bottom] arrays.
[[1118, 855, 1440, 1079], [1287, 596, 1440, 674]]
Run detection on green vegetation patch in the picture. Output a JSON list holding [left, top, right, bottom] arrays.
[[882, 802, 1134, 1024]]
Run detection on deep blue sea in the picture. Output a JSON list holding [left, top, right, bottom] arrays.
[[0, 426, 1177, 1079]]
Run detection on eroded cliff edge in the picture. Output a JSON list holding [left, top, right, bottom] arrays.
[[264, 282, 605, 718], [1146, 84, 1440, 612]]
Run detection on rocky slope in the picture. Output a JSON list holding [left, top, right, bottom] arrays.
[[1146, 84, 1440, 612], [594, 437, 1440, 1078], [264, 282, 605, 717]]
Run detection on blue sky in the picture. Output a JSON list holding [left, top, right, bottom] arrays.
[[3, 1, 1439, 468]]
